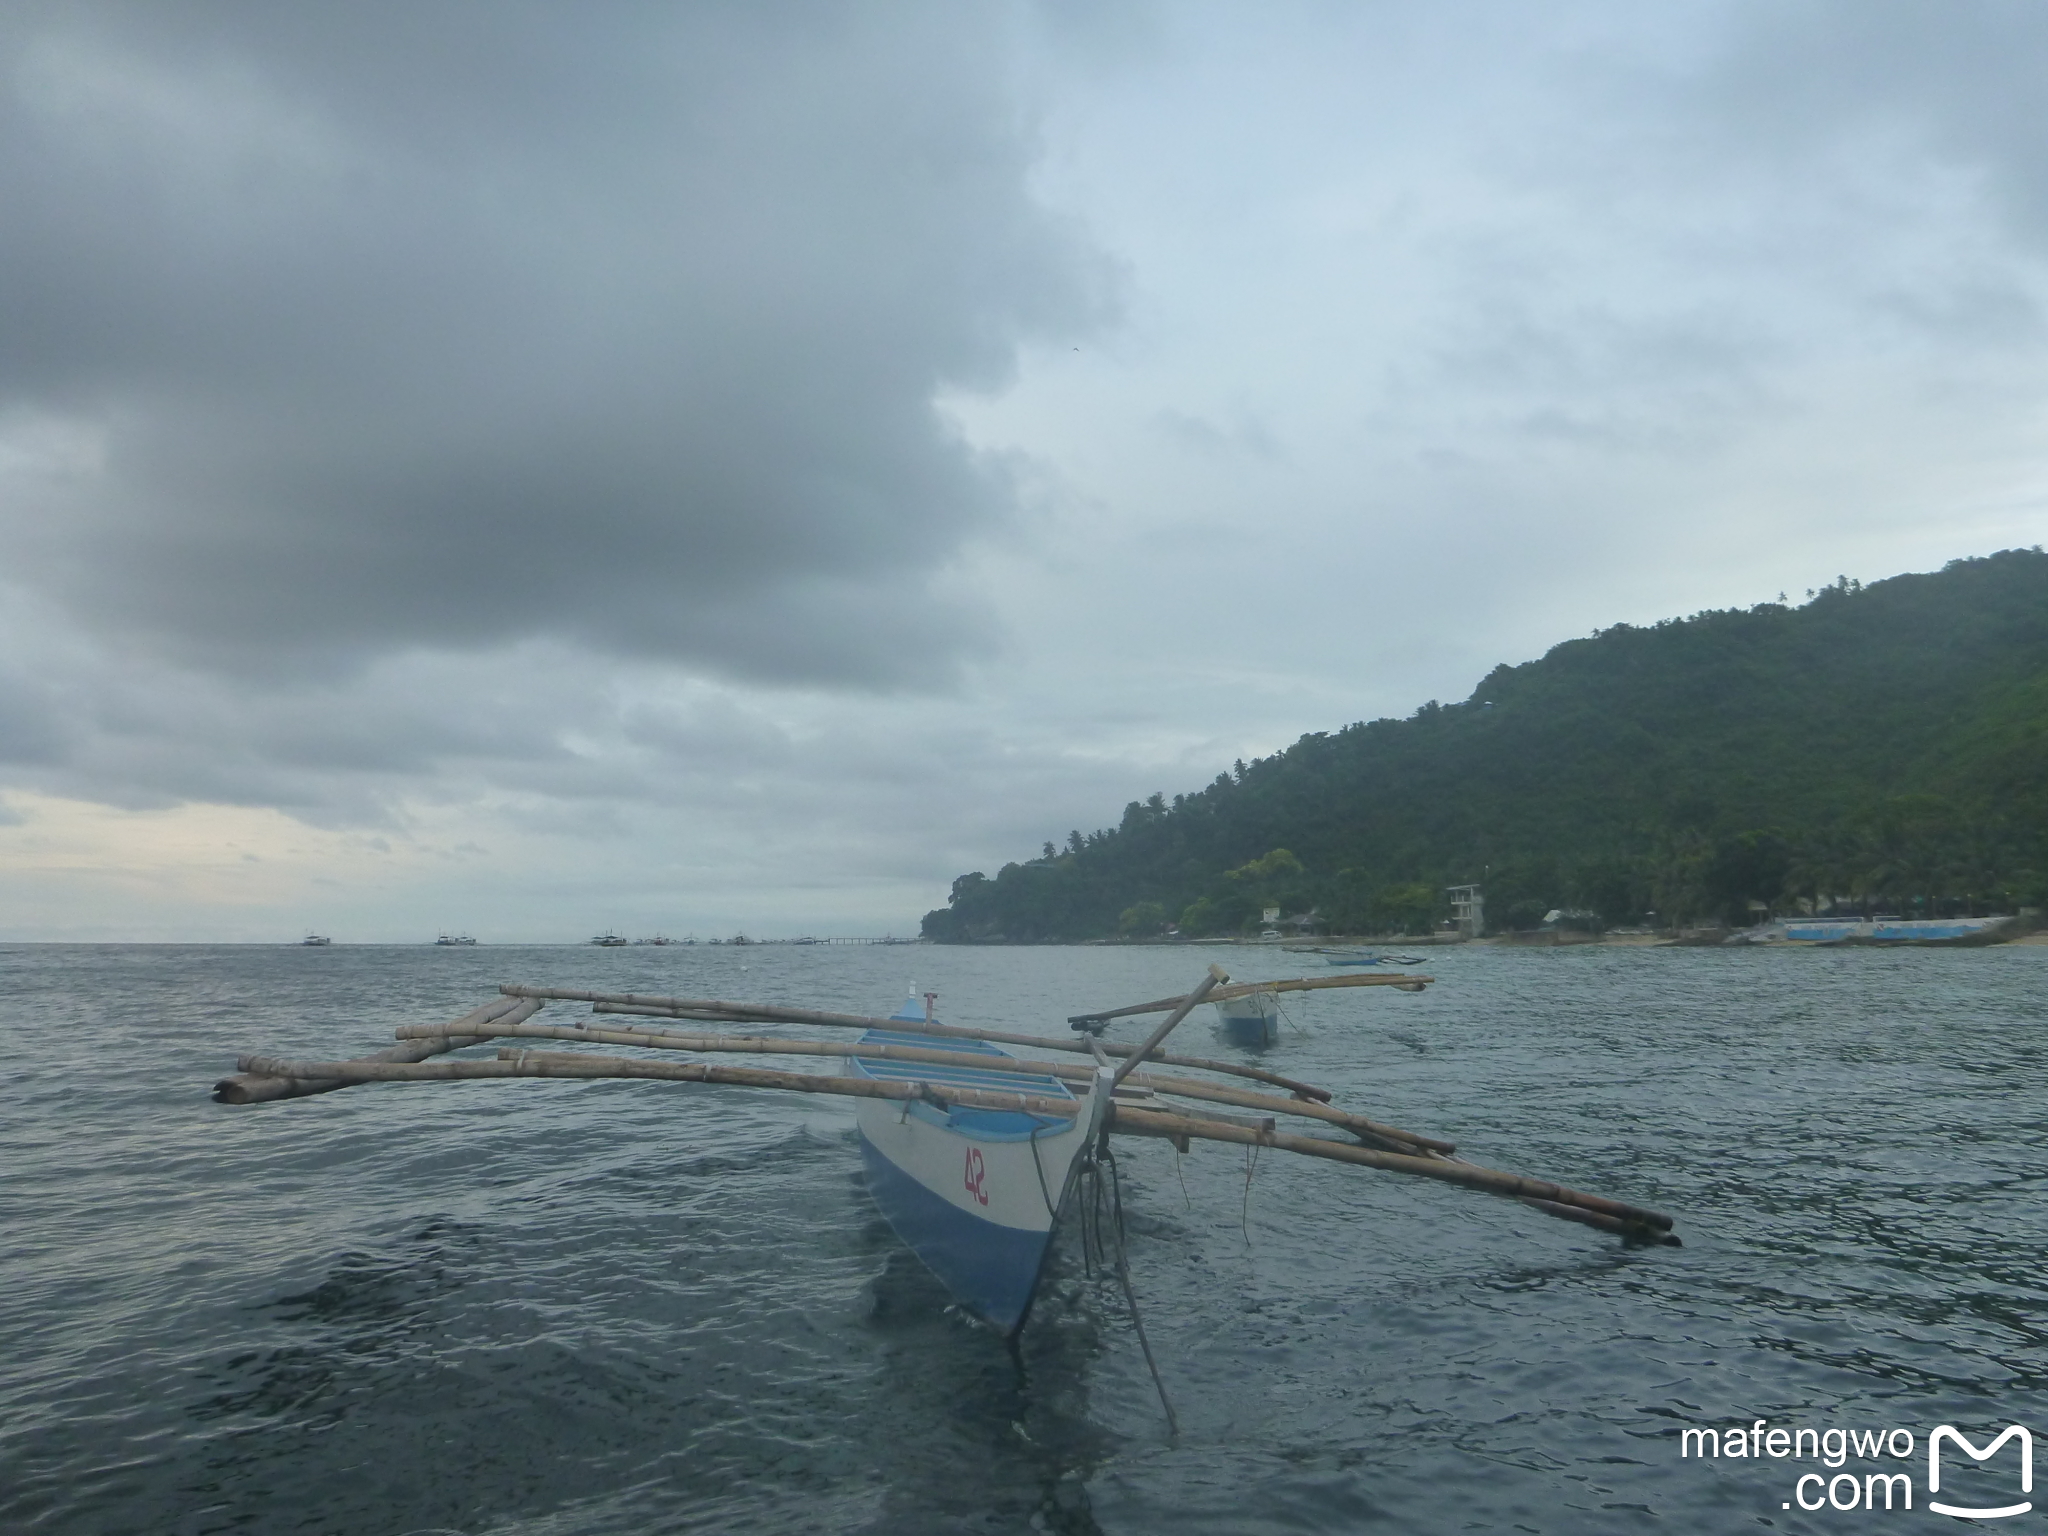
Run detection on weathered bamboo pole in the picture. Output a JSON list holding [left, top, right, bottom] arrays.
[[1108, 1104, 1679, 1242], [1516, 1196, 1665, 1241], [233, 1048, 1083, 1119], [395, 1017, 1453, 1154], [1069, 970, 1433, 1025], [498, 984, 1336, 1102], [212, 996, 544, 1104], [229, 1044, 1673, 1240], [1111, 964, 1226, 1088]]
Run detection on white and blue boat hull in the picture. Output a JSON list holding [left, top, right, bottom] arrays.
[[848, 1022, 1105, 1336], [1212, 990, 1282, 1046]]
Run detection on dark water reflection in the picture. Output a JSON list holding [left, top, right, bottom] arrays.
[[1, 941, 2044, 1532]]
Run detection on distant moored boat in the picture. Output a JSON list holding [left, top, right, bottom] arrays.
[[590, 932, 629, 947], [1212, 988, 1282, 1046], [300, 934, 332, 946]]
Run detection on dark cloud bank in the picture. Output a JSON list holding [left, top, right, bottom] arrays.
[[3, 0, 2046, 910], [0, 1, 1109, 690]]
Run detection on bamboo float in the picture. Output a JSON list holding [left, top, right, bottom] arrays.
[[211, 995, 544, 1104], [394, 1017, 1453, 1155], [1068, 970, 1434, 1026], [235, 1048, 1084, 1119], [228, 1041, 1671, 1240], [217, 982, 1680, 1248], [1109, 1103, 1679, 1242], [498, 984, 1335, 1102]]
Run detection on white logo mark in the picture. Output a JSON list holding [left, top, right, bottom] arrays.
[[1928, 1425, 2032, 1520]]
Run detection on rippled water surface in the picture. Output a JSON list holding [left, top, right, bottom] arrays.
[[3, 942, 2044, 1533]]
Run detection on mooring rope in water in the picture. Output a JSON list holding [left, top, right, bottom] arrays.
[[1240, 1140, 1261, 1246], [1102, 1143, 1179, 1436], [1274, 992, 1306, 1038], [1075, 1153, 1103, 1279]]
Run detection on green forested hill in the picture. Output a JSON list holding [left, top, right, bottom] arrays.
[[923, 549, 2048, 941]]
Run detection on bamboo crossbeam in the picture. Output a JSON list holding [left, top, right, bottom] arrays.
[[1107, 1104, 1678, 1241], [230, 1045, 1673, 1240], [234, 1048, 1082, 1119], [394, 1018, 1453, 1154], [1069, 970, 1434, 1025], [498, 984, 1337, 1102], [212, 996, 543, 1104]]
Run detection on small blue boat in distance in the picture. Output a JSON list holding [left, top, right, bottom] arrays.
[[846, 994, 1111, 1336]]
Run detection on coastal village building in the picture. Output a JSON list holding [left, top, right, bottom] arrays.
[[1447, 884, 1485, 939]]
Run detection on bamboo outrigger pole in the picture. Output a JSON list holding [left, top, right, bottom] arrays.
[[235, 1048, 1086, 1118], [1110, 963, 1228, 1088], [213, 977, 1682, 1246], [212, 995, 543, 1104], [499, 984, 1337, 1102], [1110, 1103, 1678, 1244], [1069, 969, 1432, 1027], [394, 1018, 1453, 1153], [226, 1044, 1674, 1241]]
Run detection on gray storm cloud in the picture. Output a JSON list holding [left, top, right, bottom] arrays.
[[0, 1, 1111, 683], [3, 0, 2046, 939]]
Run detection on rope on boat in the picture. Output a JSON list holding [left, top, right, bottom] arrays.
[[1025, 1117, 1062, 1222]]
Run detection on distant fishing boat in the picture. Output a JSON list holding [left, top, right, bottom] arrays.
[[299, 934, 332, 947], [847, 994, 1108, 1334], [589, 932, 629, 947], [1212, 987, 1282, 1046], [1313, 947, 1384, 966], [435, 933, 477, 946], [1285, 944, 1428, 968], [1755, 916, 2013, 945]]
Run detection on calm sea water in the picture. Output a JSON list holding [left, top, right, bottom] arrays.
[[2, 942, 2043, 1534]]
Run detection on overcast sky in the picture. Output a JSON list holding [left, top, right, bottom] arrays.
[[2, 0, 2045, 941]]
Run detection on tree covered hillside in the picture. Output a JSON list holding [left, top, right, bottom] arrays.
[[923, 550, 2048, 941]]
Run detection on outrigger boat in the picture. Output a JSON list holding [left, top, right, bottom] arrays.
[[849, 993, 1108, 1332], [212, 966, 1679, 1358], [1211, 987, 1282, 1045]]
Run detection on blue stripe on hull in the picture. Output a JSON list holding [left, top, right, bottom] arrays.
[[858, 1134, 1055, 1335]]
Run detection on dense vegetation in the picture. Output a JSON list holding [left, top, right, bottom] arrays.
[[924, 550, 2048, 941]]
